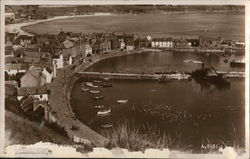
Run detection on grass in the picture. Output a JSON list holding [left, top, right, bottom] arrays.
[[5, 110, 73, 146], [100, 119, 185, 152]]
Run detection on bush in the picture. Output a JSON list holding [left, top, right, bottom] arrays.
[[101, 119, 184, 151]]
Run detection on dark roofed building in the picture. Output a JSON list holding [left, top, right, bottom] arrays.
[[199, 36, 222, 47], [60, 40, 74, 49]]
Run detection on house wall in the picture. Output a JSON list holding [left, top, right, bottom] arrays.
[[126, 45, 134, 51], [42, 69, 53, 83], [20, 72, 46, 87]]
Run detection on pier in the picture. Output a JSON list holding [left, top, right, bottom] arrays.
[[75, 71, 245, 81], [75, 71, 191, 81]]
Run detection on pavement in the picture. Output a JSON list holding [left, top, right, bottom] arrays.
[[49, 66, 109, 147]]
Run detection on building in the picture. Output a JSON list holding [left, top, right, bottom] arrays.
[[18, 94, 49, 120], [110, 36, 120, 50], [42, 67, 54, 83], [83, 43, 92, 56], [14, 35, 33, 46], [151, 38, 174, 48], [120, 39, 126, 51], [22, 51, 49, 64], [52, 54, 64, 77], [5, 63, 27, 76], [235, 41, 245, 48], [17, 86, 49, 101], [20, 67, 46, 87], [100, 39, 111, 54], [5, 12, 15, 24], [60, 40, 74, 49], [199, 36, 221, 47], [174, 38, 192, 47]]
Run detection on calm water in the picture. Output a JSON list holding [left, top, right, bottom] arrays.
[[23, 12, 245, 40], [71, 51, 245, 149]]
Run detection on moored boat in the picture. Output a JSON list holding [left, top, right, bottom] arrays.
[[85, 82, 98, 88], [103, 77, 111, 81], [102, 82, 112, 87], [97, 108, 111, 116], [117, 99, 128, 104], [100, 123, 113, 128], [93, 80, 103, 83], [93, 96, 104, 100], [94, 105, 105, 109], [89, 90, 100, 94], [81, 88, 90, 92]]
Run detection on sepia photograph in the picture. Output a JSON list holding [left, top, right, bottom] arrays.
[[1, 0, 249, 158]]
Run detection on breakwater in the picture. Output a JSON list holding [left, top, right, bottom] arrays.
[[75, 71, 191, 81]]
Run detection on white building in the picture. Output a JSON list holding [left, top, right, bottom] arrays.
[[69, 56, 73, 65], [146, 35, 152, 41], [83, 44, 92, 56], [42, 67, 54, 83], [53, 54, 64, 77], [151, 38, 174, 48], [120, 39, 126, 50]]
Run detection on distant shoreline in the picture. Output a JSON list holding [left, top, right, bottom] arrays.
[[5, 13, 113, 35]]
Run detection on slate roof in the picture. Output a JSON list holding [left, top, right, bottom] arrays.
[[20, 95, 35, 112], [5, 63, 28, 70], [45, 67, 53, 74], [17, 86, 48, 96], [61, 40, 74, 49], [23, 57, 41, 63]]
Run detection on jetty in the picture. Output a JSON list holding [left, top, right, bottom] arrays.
[[75, 71, 191, 81]]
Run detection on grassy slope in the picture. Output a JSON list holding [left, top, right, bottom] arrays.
[[5, 110, 73, 146]]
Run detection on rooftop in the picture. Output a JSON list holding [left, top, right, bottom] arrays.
[[17, 86, 48, 96]]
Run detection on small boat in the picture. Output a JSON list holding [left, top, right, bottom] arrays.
[[93, 96, 104, 100], [81, 88, 90, 92], [117, 100, 128, 104], [103, 77, 110, 81], [102, 83, 112, 87], [85, 82, 95, 87], [100, 123, 113, 128], [97, 108, 111, 116], [89, 90, 100, 94], [93, 80, 102, 83], [94, 105, 105, 109]]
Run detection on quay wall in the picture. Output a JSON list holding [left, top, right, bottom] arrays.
[[75, 71, 190, 81]]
